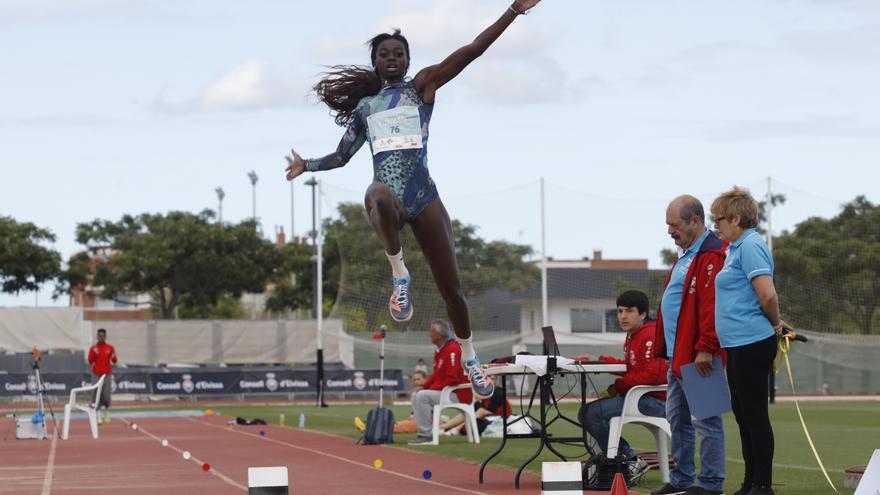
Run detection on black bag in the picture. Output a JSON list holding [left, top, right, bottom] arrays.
[[359, 407, 395, 445], [235, 417, 267, 426], [583, 455, 633, 489]]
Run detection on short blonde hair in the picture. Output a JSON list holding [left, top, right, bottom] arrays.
[[711, 186, 759, 229]]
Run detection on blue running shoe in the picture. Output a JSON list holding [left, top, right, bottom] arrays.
[[464, 357, 494, 399], [389, 275, 413, 322]]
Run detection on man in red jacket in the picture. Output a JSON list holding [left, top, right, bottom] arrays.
[[652, 195, 727, 495], [408, 319, 472, 445], [578, 290, 668, 479], [87, 328, 117, 424]]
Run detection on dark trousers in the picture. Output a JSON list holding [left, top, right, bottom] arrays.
[[726, 335, 777, 487]]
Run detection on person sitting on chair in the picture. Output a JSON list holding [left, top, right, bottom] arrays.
[[440, 375, 510, 437], [577, 290, 668, 479], [408, 319, 472, 445]]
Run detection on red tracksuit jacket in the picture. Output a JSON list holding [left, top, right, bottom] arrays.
[[599, 320, 668, 400], [88, 342, 117, 375], [421, 340, 473, 403], [655, 231, 728, 377]]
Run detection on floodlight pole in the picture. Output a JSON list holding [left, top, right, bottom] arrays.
[[215, 187, 225, 223], [540, 177, 548, 327], [247, 171, 258, 226], [289, 180, 296, 319], [767, 176, 776, 403], [305, 176, 327, 407]]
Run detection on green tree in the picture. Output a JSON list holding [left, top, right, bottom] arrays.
[[74, 211, 279, 318], [659, 248, 678, 268], [757, 193, 786, 236], [0, 216, 61, 294], [774, 196, 880, 335], [177, 293, 245, 319], [264, 241, 314, 316]]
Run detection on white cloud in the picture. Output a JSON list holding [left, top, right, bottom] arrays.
[[678, 115, 880, 141], [379, 0, 554, 59], [460, 55, 594, 106], [308, 1, 557, 70], [306, 1, 569, 107], [195, 61, 310, 112], [780, 23, 880, 65]]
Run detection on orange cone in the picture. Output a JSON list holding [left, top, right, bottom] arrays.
[[609, 472, 628, 495]]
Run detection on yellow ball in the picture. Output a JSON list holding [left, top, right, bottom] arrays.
[[204, 409, 215, 417], [373, 459, 383, 469]]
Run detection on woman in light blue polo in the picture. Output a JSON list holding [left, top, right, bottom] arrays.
[[711, 187, 790, 495]]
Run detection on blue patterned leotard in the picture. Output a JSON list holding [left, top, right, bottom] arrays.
[[305, 80, 438, 222]]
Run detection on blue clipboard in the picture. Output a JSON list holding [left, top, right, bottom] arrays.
[[680, 356, 732, 420]]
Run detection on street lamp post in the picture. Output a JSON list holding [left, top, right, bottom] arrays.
[[247, 171, 259, 320], [304, 177, 327, 407], [290, 181, 296, 242], [215, 187, 225, 223], [247, 171, 258, 226]]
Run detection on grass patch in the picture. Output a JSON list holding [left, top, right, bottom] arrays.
[[207, 400, 871, 495]]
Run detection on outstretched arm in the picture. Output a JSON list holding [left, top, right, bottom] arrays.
[[286, 116, 367, 181], [413, 0, 540, 103]]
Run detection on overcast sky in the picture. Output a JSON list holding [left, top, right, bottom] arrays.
[[2, 0, 878, 307]]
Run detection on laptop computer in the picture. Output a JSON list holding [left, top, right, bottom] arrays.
[[543, 325, 607, 364], [541, 326, 560, 356]]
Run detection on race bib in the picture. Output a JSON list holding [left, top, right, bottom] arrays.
[[367, 106, 422, 154]]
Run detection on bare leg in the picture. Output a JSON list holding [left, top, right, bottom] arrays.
[[409, 198, 470, 339], [441, 412, 466, 431], [364, 182, 406, 254], [411, 197, 493, 398]]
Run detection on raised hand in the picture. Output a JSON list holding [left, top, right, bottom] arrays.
[[285, 149, 306, 181], [512, 0, 541, 14]]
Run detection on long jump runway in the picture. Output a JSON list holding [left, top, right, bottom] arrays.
[[0, 416, 541, 494]]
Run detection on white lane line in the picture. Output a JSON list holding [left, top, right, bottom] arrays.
[[191, 418, 490, 495], [121, 419, 247, 492], [725, 456, 844, 473], [40, 433, 57, 495]]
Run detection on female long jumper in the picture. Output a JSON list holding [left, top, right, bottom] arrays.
[[285, 0, 541, 398]]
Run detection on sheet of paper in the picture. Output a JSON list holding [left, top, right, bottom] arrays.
[[680, 355, 732, 420], [514, 355, 575, 376]]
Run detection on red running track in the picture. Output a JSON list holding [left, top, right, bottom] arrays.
[[0, 416, 545, 494]]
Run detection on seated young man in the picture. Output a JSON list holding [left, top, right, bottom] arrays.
[[578, 290, 668, 477]]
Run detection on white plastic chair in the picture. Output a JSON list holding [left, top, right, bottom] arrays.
[[62, 374, 106, 440], [431, 383, 480, 445], [607, 384, 671, 483]]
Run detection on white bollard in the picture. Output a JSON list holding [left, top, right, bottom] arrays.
[[248, 466, 289, 495], [541, 461, 582, 495], [855, 449, 880, 495]]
